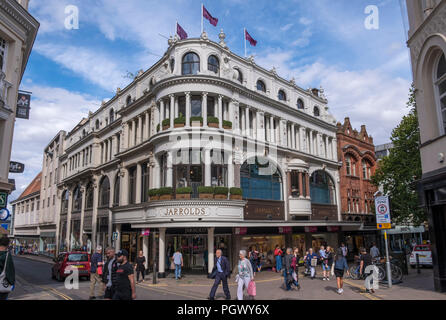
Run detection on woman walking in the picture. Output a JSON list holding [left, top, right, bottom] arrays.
[[237, 250, 254, 300], [135, 250, 146, 283], [325, 246, 334, 281], [291, 248, 301, 290], [334, 248, 350, 294], [274, 245, 283, 273], [319, 245, 329, 281]]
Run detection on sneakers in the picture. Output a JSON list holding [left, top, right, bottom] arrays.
[[337, 288, 344, 294], [323, 277, 326, 281]]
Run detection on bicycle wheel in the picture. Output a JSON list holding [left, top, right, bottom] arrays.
[[391, 265, 403, 282], [377, 265, 386, 281], [349, 266, 360, 280]]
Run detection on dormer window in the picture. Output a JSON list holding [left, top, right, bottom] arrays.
[[256, 80, 266, 92], [207, 55, 219, 74], [278, 90, 286, 101]]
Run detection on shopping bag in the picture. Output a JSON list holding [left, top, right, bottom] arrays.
[[292, 271, 298, 282], [97, 265, 103, 276], [247, 280, 256, 297], [170, 261, 175, 270], [331, 263, 335, 277]]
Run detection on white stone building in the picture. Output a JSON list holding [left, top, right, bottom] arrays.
[[55, 31, 360, 275]]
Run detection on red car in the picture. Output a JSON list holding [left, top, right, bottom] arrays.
[[52, 252, 91, 281]]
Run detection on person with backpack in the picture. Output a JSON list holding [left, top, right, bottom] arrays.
[[334, 248, 350, 294], [274, 245, 283, 273], [0, 237, 15, 300]]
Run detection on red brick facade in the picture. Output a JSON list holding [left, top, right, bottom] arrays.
[[336, 118, 377, 224]]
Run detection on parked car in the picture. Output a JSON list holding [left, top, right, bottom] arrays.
[[409, 245, 432, 268], [52, 251, 91, 281]]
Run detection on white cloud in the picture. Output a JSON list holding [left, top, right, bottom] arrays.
[[281, 23, 294, 31], [9, 86, 101, 202], [34, 42, 129, 91], [299, 17, 312, 26]]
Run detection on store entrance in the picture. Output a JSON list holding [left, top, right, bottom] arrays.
[[168, 234, 207, 272]]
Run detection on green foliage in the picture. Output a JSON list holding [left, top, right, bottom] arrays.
[[230, 187, 243, 196], [223, 120, 232, 128], [156, 124, 160, 132], [162, 119, 170, 127], [371, 85, 425, 225], [214, 187, 229, 195], [190, 116, 203, 124], [158, 187, 173, 195], [174, 116, 185, 124], [148, 189, 159, 197], [198, 186, 214, 194], [207, 116, 219, 124], [176, 187, 192, 194]]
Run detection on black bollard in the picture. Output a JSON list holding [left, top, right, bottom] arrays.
[[153, 262, 157, 284], [416, 254, 421, 274]]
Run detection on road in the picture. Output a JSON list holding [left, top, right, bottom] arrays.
[[9, 255, 200, 300]]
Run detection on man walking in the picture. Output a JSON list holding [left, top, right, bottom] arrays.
[[283, 248, 294, 291], [89, 246, 104, 300], [102, 247, 118, 300], [209, 249, 231, 300], [370, 243, 380, 259], [172, 248, 183, 280], [113, 249, 136, 300], [0, 237, 15, 300]]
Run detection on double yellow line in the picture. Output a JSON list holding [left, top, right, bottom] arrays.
[[343, 279, 383, 300], [38, 285, 73, 300]]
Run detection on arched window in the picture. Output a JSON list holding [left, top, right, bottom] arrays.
[[113, 175, 120, 206], [435, 53, 446, 133], [126, 95, 132, 106], [278, 90, 286, 101], [256, 80, 266, 92], [109, 108, 114, 123], [345, 156, 352, 175], [297, 98, 304, 110], [95, 119, 100, 130], [240, 157, 282, 201], [234, 68, 243, 83], [99, 176, 110, 207], [61, 190, 69, 213], [310, 171, 336, 205], [170, 57, 175, 73], [362, 160, 372, 179], [182, 52, 200, 75], [85, 183, 93, 209], [72, 186, 82, 211], [313, 106, 320, 117], [207, 55, 219, 74]]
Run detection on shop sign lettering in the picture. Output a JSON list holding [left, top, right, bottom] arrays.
[[164, 207, 209, 216]]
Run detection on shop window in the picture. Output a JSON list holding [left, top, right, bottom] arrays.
[[290, 171, 301, 197], [240, 157, 282, 201], [128, 167, 137, 204], [191, 95, 202, 117], [310, 170, 336, 205]]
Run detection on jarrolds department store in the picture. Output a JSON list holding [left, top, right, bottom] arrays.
[[57, 33, 363, 276]]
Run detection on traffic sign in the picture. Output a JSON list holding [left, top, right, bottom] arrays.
[[375, 195, 391, 224], [0, 191, 7, 209], [112, 232, 118, 240], [377, 223, 391, 229], [0, 208, 10, 221]]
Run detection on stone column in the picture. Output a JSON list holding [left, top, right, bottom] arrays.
[[305, 172, 310, 198], [170, 94, 175, 128], [138, 116, 142, 144], [66, 189, 73, 251], [122, 123, 128, 150], [159, 100, 165, 132], [218, 95, 223, 129], [332, 138, 337, 161], [121, 168, 129, 206], [175, 97, 179, 118], [270, 116, 275, 144], [166, 151, 173, 187], [79, 185, 86, 247], [158, 227, 166, 277], [185, 92, 191, 128], [91, 176, 100, 252], [202, 92, 208, 127], [291, 124, 296, 149], [112, 135, 118, 158], [208, 227, 215, 275], [136, 163, 142, 204], [298, 171, 303, 198], [241, 107, 246, 134], [256, 111, 264, 141], [245, 107, 250, 137], [154, 156, 161, 188], [204, 149, 211, 186], [228, 99, 235, 130], [309, 130, 313, 154], [287, 171, 292, 199]]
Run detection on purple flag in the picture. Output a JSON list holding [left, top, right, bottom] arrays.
[[245, 29, 257, 46], [177, 23, 188, 40], [203, 6, 218, 27]]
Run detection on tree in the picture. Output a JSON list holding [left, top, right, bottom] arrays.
[[371, 85, 424, 225]]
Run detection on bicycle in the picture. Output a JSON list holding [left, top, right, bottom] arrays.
[[373, 256, 403, 282]]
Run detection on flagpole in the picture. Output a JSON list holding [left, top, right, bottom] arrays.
[[201, 3, 203, 34], [244, 28, 247, 58], [176, 21, 178, 38]]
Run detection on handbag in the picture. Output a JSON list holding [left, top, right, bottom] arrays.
[[331, 263, 335, 277], [97, 265, 103, 276], [247, 280, 256, 296], [0, 252, 13, 294]]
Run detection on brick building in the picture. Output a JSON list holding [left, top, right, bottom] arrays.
[[337, 118, 378, 255]]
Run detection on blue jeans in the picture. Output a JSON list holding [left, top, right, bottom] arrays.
[[283, 270, 291, 290], [175, 264, 181, 279], [276, 256, 282, 271]]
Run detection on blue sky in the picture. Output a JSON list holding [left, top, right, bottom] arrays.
[[9, 0, 412, 201]]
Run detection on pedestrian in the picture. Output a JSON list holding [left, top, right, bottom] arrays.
[[291, 248, 301, 290], [236, 250, 254, 300], [89, 246, 104, 300], [325, 246, 334, 281], [370, 242, 380, 259], [172, 248, 183, 280], [166, 243, 173, 271], [134, 250, 146, 283], [102, 247, 118, 300], [249, 246, 259, 275], [304, 248, 318, 279], [319, 245, 329, 281], [359, 247, 374, 293], [113, 249, 136, 300], [274, 245, 283, 273], [334, 248, 349, 294], [340, 242, 348, 257], [282, 248, 295, 291], [208, 249, 231, 300], [0, 237, 15, 300]]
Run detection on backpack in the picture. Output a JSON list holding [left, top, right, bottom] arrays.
[[0, 252, 13, 294]]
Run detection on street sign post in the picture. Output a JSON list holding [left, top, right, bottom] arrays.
[[9, 161, 25, 173], [375, 195, 392, 287], [0, 191, 8, 209]]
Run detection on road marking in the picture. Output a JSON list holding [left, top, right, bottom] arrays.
[[343, 279, 383, 300], [14, 274, 73, 300]]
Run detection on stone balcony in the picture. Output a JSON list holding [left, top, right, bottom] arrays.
[[288, 197, 312, 216]]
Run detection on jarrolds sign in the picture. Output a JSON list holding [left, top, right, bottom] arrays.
[[163, 207, 209, 216]]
